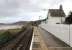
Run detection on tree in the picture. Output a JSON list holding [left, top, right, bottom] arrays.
[[65, 11, 72, 24]]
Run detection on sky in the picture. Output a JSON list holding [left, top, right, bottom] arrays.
[[0, 0, 72, 23]]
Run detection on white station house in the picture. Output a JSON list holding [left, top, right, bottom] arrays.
[[47, 5, 66, 24]]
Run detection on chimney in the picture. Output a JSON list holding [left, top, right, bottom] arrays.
[[60, 5, 63, 10]]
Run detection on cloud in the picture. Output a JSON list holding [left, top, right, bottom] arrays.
[[0, 0, 19, 16], [38, 0, 72, 15], [0, 0, 72, 22], [61, 0, 72, 15]]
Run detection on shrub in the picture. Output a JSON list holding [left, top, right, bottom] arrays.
[[0, 31, 14, 45], [65, 11, 72, 24]]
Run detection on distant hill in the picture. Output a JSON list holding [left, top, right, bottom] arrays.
[[0, 23, 6, 25], [0, 21, 29, 25], [12, 21, 29, 25]]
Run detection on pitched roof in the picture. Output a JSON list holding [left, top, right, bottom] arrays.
[[48, 9, 66, 17]]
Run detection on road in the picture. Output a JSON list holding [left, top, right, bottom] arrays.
[[39, 27, 72, 50], [0, 26, 33, 50]]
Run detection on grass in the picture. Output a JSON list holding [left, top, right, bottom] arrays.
[[0, 28, 22, 45], [0, 31, 14, 45], [0, 26, 27, 45], [8, 28, 22, 35]]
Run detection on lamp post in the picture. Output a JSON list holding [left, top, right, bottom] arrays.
[[39, 16, 41, 20], [69, 24, 70, 46], [68, 11, 72, 46], [41, 9, 48, 24], [61, 16, 62, 24]]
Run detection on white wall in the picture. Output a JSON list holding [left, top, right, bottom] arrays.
[[40, 23, 72, 47], [48, 16, 65, 24]]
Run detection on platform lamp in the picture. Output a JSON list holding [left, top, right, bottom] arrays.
[[68, 11, 72, 46], [41, 9, 48, 24], [69, 23, 70, 46]]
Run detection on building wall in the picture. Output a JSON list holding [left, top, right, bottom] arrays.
[[47, 16, 65, 24]]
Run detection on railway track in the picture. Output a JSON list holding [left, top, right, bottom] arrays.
[[0, 27, 33, 50]]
